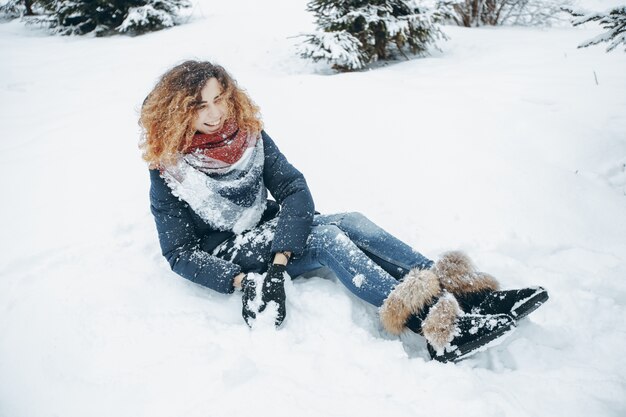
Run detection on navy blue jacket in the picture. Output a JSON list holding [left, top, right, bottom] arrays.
[[149, 131, 315, 294]]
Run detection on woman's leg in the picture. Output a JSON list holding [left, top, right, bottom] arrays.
[[211, 218, 278, 273], [213, 212, 430, 307], [314, 212, 433, 279], [212, 217, 328, 278], [288, 222, 400, 307]]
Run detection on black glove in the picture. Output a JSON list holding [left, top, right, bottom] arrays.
[[241, 274, 260, 327], [241, 265, 288, 328], [258, 263, 288, 327]]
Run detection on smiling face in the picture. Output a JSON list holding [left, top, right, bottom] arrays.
[[193, 78, 229, 134]]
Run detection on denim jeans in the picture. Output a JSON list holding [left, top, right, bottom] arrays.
[[213, 212, 433, 307]]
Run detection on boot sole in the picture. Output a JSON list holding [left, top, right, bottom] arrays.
[[429, 318, 516, 363], [511, 287, 549, 321]]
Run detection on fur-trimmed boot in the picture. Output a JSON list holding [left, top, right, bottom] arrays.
[[433, 251, 549, 320], [379, 268, 515, 363]]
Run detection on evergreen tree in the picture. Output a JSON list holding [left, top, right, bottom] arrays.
[[566, 5, 626, 53], [0, 0, 37, 18], [36, 0, 190, 36], [299, 0, 451, 71]]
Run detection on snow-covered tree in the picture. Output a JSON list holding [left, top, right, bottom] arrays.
[[34, 0, 190, 36], [117, 1, 182, 34], [298, 0, 451, 71], [0, 0, 37, 18], [450, 0, 571, 27], [565, 5, 626, 52]]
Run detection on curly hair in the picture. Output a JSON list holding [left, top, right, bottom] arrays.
[[139, 60, 263, 168]]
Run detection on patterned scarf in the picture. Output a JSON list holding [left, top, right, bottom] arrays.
[[161, 122, 267, 234], [183, 119, 258, 173]]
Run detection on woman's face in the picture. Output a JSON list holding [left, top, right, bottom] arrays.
[[193, 77, 228, 134]]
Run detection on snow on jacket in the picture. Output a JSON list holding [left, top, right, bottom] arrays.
[[149, 130, 315, 294]]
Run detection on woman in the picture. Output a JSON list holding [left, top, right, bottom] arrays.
[[139, 60, 548, 363]]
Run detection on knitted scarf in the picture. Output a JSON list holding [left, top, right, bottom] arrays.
[[161, 122, 267, 234], [184, 120, 257, 173]]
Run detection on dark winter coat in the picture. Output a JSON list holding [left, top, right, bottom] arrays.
[[149, 130, 315, 294]]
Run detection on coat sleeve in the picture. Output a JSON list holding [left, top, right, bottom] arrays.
[[262, 131, 315, 256], [149, 169, 242, 294]]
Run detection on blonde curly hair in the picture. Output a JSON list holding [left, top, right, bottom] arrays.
[[139, 60, 263, 168]]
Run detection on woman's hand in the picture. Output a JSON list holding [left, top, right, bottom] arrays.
[[234, 272, 246, 289], [258, 263, 288, 327], [240, 255, 290, 328], [241, 274, 260, 327], [272, 251, 291, 266]]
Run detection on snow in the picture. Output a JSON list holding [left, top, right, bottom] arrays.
[[1, 0, 626, 416], [352, 273, 366, 288], [117, 5, 175, 33]]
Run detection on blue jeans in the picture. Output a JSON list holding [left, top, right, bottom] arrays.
[[213, 212, 433, 307]]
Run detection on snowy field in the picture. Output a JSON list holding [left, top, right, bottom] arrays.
[[1, 0, 626, 416]]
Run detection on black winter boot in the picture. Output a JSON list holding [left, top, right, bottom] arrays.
[[380, 269, 516, 363], [411, 293, 515, 363], [456, 287, 549, 320], [433, 251, 548, 321], [425, 313, 515, 362]]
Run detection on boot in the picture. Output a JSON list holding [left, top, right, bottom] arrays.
[[433, 251, 548, 320], [379, 269, 515, 363], [455, 287, 549, 320], [424, 307, 515, 362]]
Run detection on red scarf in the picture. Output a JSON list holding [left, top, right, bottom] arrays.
[[186, 120, 256, 166]]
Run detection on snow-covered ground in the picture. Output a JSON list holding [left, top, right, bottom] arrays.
[[1, 1, 626, 416]]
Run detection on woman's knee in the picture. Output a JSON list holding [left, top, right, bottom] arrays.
[[339, 211, 381, 234], [342, 211, 368, 223], [309, 224, 347, 249]]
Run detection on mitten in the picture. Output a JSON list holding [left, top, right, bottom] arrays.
[[241, 274, 261, 327], [259, 263, 288, 327]]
